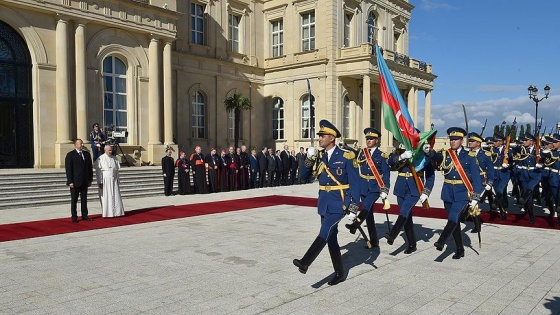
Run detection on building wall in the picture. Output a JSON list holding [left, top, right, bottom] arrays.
[[0, 0, 435, 168]]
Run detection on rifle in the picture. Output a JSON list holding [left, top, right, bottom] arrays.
[[480, 119, 487, 137], [503, 135, 511, 165], [462, 104, 469, 133], [536, 118, 543, 164]]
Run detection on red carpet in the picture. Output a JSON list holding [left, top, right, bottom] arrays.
[[0, 195, 557, 242]]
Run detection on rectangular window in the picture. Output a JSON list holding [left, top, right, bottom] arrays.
[[228, 14, 240, 53], [191, 92, 206, 138], [301, 11, 315, 52], [191, 3, 205, 45], [103, 56, 128, 143], [343, 13, 352, 47], [271, 19, 284, 57]]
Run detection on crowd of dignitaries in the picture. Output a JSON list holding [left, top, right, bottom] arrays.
[[161, 144, 310, 196]]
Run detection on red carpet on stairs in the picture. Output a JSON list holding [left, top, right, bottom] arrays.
[[0, 195, 557, 243]]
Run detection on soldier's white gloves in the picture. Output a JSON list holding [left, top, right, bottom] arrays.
[[510, 143, 518, 147], [542, 149, 551, 154], [419, 194, 428, 203], [307, 147, 315, 158], [399, 150, 413, 161], [502, 163, 509, 168], [347, 212, 356, 221], [469, 200, 478, 208], [485, 184, 492, 191], [536, 163, 543, 168], [380, 192, 388, 200], [423, 144, 431, 154], [481, 143, 489, 148]]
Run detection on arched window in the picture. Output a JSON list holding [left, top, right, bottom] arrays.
[[367, 12, 378, 44], [342, 95, 350, 138], [191, 91, 206, 138], [103, 56, 128, 142], [301, 95, 313, 138], [272, 98, 284, 140]]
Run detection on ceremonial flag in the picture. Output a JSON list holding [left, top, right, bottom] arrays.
[[375, 44, 436, 168]]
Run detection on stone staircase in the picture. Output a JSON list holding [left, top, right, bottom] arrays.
[[0, 166, 167, 210]]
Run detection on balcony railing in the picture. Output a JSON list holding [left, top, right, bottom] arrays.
[[394, 52, 410, 67], [131, 0, 149, 4]]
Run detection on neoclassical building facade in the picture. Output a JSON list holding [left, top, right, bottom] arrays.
[[0, 0, 435, 168]]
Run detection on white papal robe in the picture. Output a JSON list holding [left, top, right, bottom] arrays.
[[94, 154, 125, 217]]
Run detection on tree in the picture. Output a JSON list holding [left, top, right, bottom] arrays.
[[510, 125, 517, 139], [526, 124, 532, 136], [224, 93, 253, 149], [519, 125, 525, 138], [493, 125, 500, 136]]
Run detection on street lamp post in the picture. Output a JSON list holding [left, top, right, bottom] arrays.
[[528, 84, 551, 135]]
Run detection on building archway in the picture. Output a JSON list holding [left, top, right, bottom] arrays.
[[0, 21, 33, 168]]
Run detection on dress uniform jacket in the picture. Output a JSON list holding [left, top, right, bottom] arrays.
[[491, 145, 513, 193], [300, 146, 361, 215], [514, 146, 541, 190], [432, 147, 483, 206], [356, 148, 390, 197], [474, 149, 496, 187], [389, 156, 435, 199]]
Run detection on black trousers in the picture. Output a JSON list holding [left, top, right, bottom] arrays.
[[163, 174, 174, 196], [70, 185, 89, 219], [258, 170, 266, 187], [267, 170, 275, 187]]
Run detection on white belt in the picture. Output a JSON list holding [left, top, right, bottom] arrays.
[[493, 166, 503, 170], [551, 169, 560, 174], [516, 166, 536, 170], [544, 167, 551, 171]]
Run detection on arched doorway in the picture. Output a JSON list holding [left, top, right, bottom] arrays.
[[0, 21, 33, 168]]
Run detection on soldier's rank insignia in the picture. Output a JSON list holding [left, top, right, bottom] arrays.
[[336, 168, 342, 176]]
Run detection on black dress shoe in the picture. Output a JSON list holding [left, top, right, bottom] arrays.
[[345, 223, 357, 235], [82, 215, 93, 221], [72, 218, 78, 223], [384, 232, 395, 245], [404, 246, 417, 254], [500, 212, 507, 221], [528, 217, 535, 224], [434, 242, 444, 251], [292, 259, 308, 274], [452, 250, 465, 259], [327, 272, 345, 286], [470, 227, 480, 234]]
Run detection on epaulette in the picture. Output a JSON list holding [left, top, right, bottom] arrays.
[[485, 151, 492, 157], [343, 151, 356, 159], [468, 151, 477, 157], [381, 152, 390, 159]]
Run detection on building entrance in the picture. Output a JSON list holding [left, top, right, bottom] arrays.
[[0, 21, 33, 168]]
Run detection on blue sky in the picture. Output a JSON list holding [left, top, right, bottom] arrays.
[[409, 0, 560, 136]]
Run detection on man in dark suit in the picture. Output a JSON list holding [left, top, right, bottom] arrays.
[[162, 148, 175, 196], [280, 145, 291, 185], [296, 147, 306, 184], [290, 150, 298, 184], [249, 149, 259, 189], [275, 150, 283, 186], [257, 147, 268, 188], [65, 139, 94, 223], [266, 148, 277, 187]]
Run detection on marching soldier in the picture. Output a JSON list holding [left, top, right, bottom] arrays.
[[384, 140, 435, 254], [293, 120, 360, 286], [513, 132, 542, 224], [540, 135, 559, 217], [491, 133, 513, 220], [427, 127, 482, 259], [550, 134, 560, 224], [345, 128, 390, 248], [467, 132, 496, 233]]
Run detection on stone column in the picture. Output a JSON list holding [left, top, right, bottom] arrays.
[[361, 75, 370, 146], [163, 41, 174, 144], [148, 37, 161, 145], [75, 22, 88, 142], [424, 90, 432, 131], [56, 18, 71, 144]]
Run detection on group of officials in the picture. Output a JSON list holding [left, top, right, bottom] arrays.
[[293, 118, 560, 286], [161, 144, 311, 196]]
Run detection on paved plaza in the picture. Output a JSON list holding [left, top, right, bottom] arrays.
[[1, 173, 560, 314]]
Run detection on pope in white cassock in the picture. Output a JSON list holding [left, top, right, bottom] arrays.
[[94, 145, 125, 217]]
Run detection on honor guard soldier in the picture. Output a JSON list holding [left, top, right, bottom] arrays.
[[513, 132, 542, 224], [384, 140, 435, 254], [550, 134, 560, 224], [467, 132, 496, 233], [540, 135, 559, 217], [293, 120, 360, 286], [491, 133, 513, 220], [345, 128, 390, 248], [427, 127, 482, 259]]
